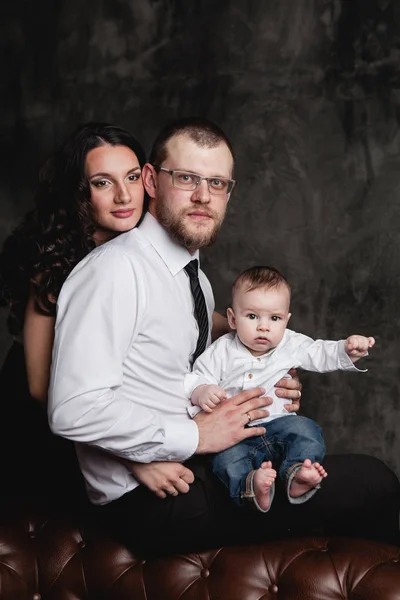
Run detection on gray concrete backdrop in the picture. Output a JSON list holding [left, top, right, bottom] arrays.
[[2, 0, 400, 476]]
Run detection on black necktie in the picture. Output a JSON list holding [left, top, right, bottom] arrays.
[[184, 259, 209, 363]]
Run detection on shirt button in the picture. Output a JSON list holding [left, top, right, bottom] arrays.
[[248, 373, 253, 379], [257, 358, 261, 362]]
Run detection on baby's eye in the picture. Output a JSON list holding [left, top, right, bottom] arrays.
[[271, 316, 281, 322], [247, 313, 257, 320]]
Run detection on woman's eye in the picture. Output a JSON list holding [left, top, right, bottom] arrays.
[[128, 173, 141, 182], [92, 180, 110, 188]]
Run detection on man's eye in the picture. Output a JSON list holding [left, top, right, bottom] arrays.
[[178, 174, 194, 183], [210, 178, 228, 190]]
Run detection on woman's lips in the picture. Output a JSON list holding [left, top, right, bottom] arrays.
[[112, 209, 135, 219]]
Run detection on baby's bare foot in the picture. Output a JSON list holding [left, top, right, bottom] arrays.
[[289, 459, 327, 498], [253, 461, 277, 511]]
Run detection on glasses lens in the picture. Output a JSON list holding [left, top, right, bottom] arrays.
[[170, 170, 235, 195], [208, 178, 233, 195], [172, 171, 199, 190]]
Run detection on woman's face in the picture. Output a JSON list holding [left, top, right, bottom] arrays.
[[86, 144, 144, 244]]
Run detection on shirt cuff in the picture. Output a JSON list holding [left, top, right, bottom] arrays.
[[187, 404, 202, 419], [338, 340, 368, 372], [183, 373, 212, 398], [155, 417, 199, 462]]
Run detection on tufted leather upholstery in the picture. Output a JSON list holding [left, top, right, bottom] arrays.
[[1, 513, 400, 599]]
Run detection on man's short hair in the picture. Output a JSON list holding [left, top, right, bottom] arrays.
[[232, 266, 291, 301], [149, 117, 235, 170]]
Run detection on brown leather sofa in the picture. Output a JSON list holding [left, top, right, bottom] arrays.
[[1, 512, 400, 599]]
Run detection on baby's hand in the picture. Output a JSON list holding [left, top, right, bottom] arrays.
[[345, 335, 375, 362], [191, 384, 227, 413]]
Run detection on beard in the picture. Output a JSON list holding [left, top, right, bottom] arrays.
[[155, 196, 226, 251]]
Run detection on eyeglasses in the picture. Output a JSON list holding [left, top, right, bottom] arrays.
[[156, 167, 236, 196]]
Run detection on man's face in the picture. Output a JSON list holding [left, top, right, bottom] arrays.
[[149, 135, 234, 252]]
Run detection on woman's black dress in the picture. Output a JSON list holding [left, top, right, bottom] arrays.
[[0, 341, 89, 513]]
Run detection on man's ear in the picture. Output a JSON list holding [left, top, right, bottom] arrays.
[[227, 307, 236, 330], [142, 163, 158, 199]]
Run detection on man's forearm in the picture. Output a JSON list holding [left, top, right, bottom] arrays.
[[49, 387, 199, 463]]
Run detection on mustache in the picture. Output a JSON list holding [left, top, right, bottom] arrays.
[[184, 208, 217, 219]]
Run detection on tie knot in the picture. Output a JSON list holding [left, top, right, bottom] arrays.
[[184, 259, 199, 279]]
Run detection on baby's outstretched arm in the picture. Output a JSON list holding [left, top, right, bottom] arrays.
[[191, 384, 228, 413], [345, 335, 375, 362]]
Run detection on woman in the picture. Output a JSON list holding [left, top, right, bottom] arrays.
[[0, 122, 190, 510]]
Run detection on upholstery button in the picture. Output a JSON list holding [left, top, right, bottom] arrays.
[[79, 541, 86, 549], [269, 584, 278, 593], [141, 559, 146, 565], [201, 569, 210, 578], [33, 594, 41, 600], [248, 373, 253, 379], [29, 532, 36, 539]]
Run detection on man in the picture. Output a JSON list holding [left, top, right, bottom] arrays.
[[49, 118, 399, 556]]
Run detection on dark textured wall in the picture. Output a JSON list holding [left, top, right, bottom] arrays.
[[2, 0, 400, 477]]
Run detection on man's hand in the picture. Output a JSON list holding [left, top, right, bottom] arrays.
[[191, 384, 228, 413], [345, 335, 375, 362], [274, 368, 302, 412], [194, 387, 270, 454], [127, 461, 194, 499]]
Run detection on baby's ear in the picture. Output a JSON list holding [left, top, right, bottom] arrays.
[[286, 312, 292, 324], [227, 307, 236, 330]]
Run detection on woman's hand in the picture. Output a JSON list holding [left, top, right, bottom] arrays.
[[274, 368, 302, 412], [127, 461, 195, 499]]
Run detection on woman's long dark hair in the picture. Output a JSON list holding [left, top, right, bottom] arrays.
[[0, 122, 146, 335]]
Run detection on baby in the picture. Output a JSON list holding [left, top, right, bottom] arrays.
[[184, 266, 374, 512]]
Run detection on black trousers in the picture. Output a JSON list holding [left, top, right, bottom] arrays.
[[95, 453, 400, 558]]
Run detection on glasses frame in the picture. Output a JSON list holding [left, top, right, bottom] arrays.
[[155, 166, 236, 196]]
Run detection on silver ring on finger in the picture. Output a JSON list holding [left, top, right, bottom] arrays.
[[246, 412, 252, 424], [169, 489, 178, 496]]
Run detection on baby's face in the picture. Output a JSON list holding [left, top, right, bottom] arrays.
[[228, 284, 291, 356]]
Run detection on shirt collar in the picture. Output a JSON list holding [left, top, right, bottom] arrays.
[[138, 212, 199, 276]]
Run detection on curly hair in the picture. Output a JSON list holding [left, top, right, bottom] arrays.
[[0, 122, 146, 335]]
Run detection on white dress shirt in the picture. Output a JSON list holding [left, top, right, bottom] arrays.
[[48, 213, 214, 505], [184, 330, 366, 424]]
